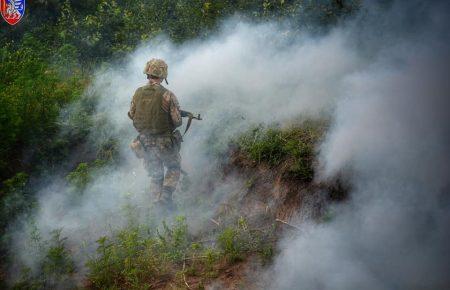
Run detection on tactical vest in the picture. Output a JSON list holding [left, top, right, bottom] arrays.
[[132, 84, 174, 135]]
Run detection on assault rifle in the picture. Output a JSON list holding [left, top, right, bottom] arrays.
[[180, 110, 202, 136]]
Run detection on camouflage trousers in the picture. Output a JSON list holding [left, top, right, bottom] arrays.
[[138, 132, 181, 204]]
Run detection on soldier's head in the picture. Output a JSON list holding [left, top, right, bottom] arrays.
[[143, 58, 168, 84]]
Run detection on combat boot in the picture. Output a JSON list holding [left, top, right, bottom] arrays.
[[159, 186, 177, 212]]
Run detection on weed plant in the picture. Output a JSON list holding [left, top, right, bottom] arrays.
[[13, 229, 76, 289], [86, 215, 275, 288]]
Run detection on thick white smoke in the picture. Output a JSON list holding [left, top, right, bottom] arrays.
[[7, 1, 450, 288], [270, 1, 450, 289]]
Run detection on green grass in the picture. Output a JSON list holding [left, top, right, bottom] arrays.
[[7, 199, 276, 289], [85, 215, 275, 288], [236, 120, 327, 181]]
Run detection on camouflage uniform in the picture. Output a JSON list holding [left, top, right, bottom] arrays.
[[128, 59, 182, 206]]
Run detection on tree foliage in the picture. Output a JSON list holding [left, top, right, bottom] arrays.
[[0, 41, 85, 179]]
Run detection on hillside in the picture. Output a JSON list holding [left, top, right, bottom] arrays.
[[82, 122, 347, 289]]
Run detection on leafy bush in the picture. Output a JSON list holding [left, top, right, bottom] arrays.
[[0, 173, 33, 239], [217, 227, 244, 263], [0, 173, 33, 289], [0, 41, 86, 180], [66, 162, 91, 190], [157, 216, 190, 262], [41, 230, 76, 284]]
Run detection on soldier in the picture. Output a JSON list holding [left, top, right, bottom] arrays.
[[128, 58, 184, 209]]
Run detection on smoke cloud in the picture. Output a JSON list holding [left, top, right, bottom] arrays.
[[6, 0, 450, 289], [270, 1, 450, 289]]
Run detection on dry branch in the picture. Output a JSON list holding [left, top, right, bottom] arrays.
[[275, 218, 301, 230], [210, 218, 220, 226], [182, 254, 192, 289]]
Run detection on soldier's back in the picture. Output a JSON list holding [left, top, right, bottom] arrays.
[[132, 84, 173, 135]]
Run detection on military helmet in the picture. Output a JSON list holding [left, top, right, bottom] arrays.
[[143, 58, 168, 79]]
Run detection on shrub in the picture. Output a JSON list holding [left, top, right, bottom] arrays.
[[0, 41, 86, 180], [0, 173, 33, 239], [66, 159, 111, 192], [237, 126, 286, 165], [41, 230, 76, 283], [66, 162, 91, 190], [157, 216, 190, 262], [13, 229, 76, 289], [217, 227, 244, 263], [217, 216, 275, 264], [87, 216, 190, 289]]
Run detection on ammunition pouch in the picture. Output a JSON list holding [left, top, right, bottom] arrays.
[[132, 130, 182, 158]]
